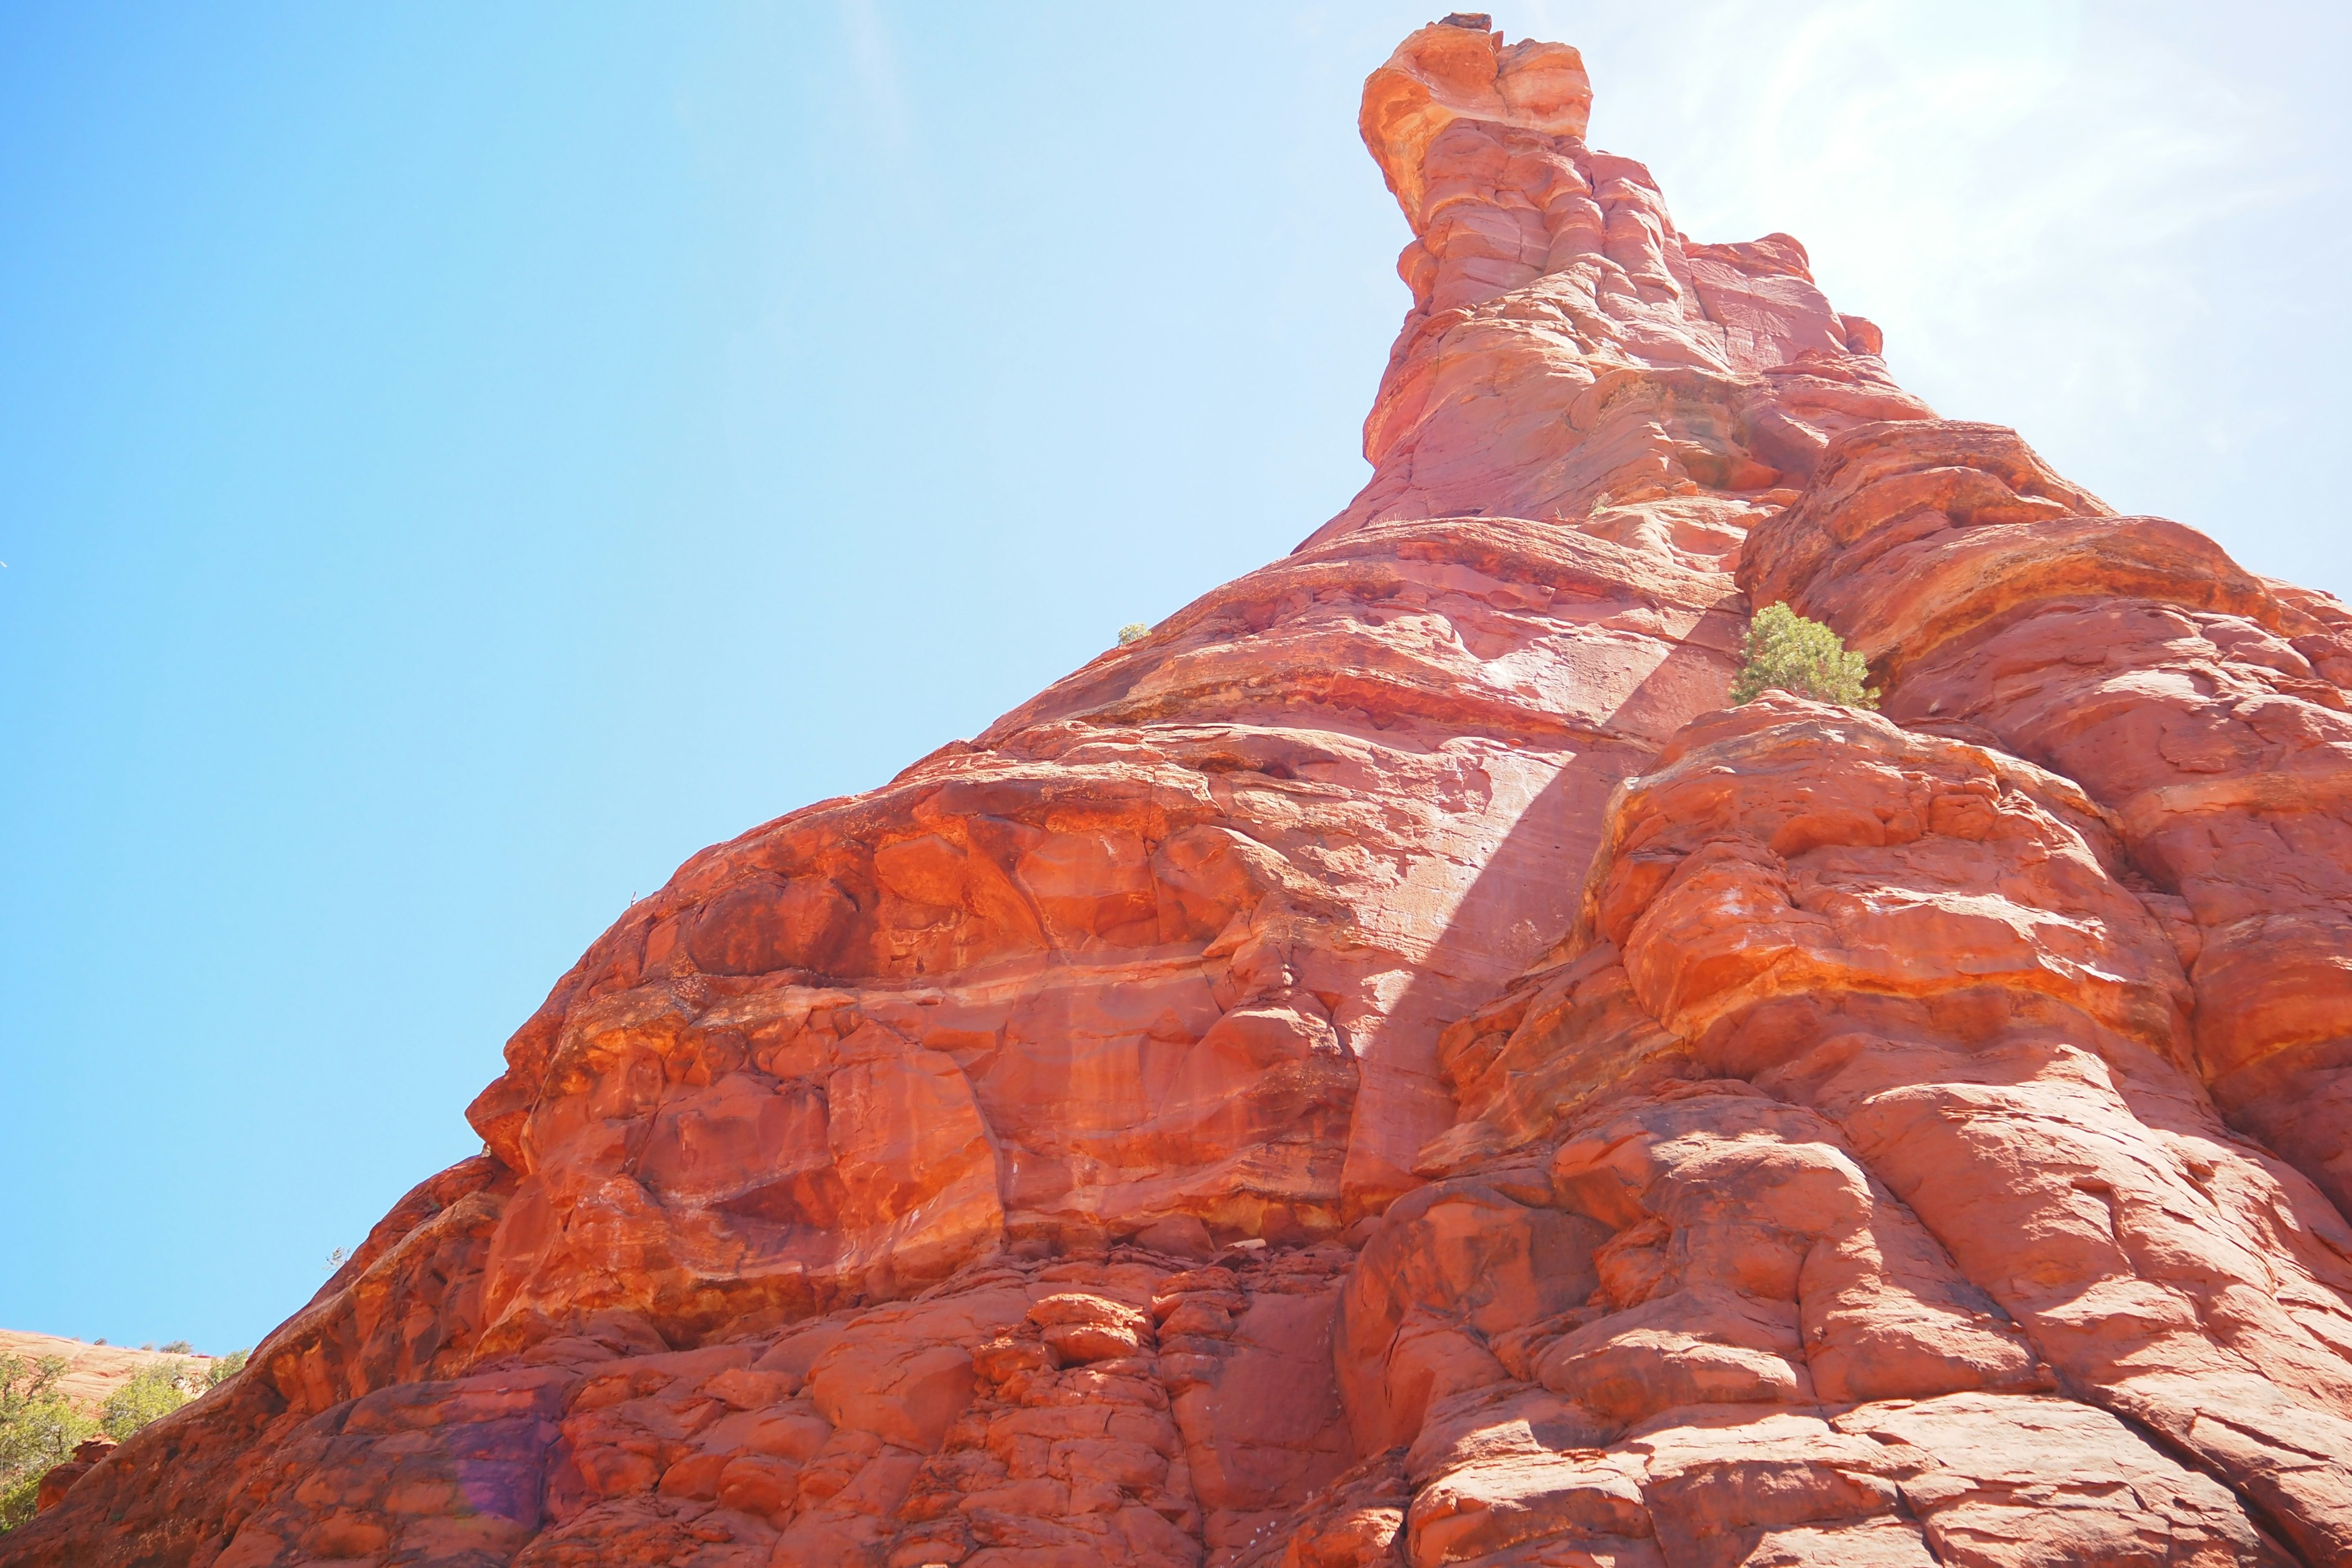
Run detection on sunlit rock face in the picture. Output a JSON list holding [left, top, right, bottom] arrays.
[[16, 15, 2352, 1568]]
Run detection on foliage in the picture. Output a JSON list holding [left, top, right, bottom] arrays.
[[99, 1360, 198, 1442], [1117, 622, 1150, 646], [157, 1341, 193, 1355], [0, 1349, 224, 1531], [1730, 602, 1879, 709], [0, 1354, 97, 1532]]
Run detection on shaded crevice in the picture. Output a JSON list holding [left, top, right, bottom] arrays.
[[2097, 1398, 2316, 1568]]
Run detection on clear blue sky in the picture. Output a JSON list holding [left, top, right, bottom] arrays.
[[5, 2, 2346, 1354]]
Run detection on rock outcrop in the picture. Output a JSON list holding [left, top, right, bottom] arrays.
[[12, 15, 2352, 1567], [32, 1441, 117, 1518]]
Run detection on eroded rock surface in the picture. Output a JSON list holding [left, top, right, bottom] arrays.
[[1744, 420, 2352, 1231], [14, 15, 2352, 1568]]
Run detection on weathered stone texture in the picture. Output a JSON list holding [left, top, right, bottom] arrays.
[[14, 16, 2351, 1568]]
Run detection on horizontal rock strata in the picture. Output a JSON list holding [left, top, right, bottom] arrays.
[[13, 14, 2352, 1568], [1744, 420, 2352, 1232]]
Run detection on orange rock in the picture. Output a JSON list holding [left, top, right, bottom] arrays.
[[30, 1439, 113, 1516], [1307, 19, 1930, 560], [1744, 418, 2352, 1229], [13, 16, 2352, 1568]]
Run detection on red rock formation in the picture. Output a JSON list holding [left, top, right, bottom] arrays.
[[13, 15, 2352, 1568], [32, 1441, 116, 1517], [1743, 421, 2352, 1234]]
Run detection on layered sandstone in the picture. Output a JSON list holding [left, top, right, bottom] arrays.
[[13, 15, 2352, 1568], [1742, 421, 2352, 1228]]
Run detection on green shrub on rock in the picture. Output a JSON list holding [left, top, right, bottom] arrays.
[[1730, 602, 1879, 709]]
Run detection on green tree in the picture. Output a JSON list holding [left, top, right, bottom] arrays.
[[0, 1354, 98, 1532], [99, 1361, 197, 1442], [1730, 602, 1879, 709], [206, 1349, 249, 1390]]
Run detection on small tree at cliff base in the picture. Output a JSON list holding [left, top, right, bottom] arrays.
[[0, 1350, 236, 1531], [0, 1355, 96, 1531], [1731, 602, 1879, 709], [99, 1361, 198, 1443]]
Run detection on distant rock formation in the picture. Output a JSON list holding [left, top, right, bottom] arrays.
[[13, 15, 2352, 1567], [0, 1329, 219, 1417]]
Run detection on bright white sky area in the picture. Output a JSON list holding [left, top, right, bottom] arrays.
[[1567, 0, 2348, 592], [3, 2, 2344, 1351]]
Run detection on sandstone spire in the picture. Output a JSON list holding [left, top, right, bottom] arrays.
[[15, 18, 2352, 1568], [1310, 20, 1924, 579]]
